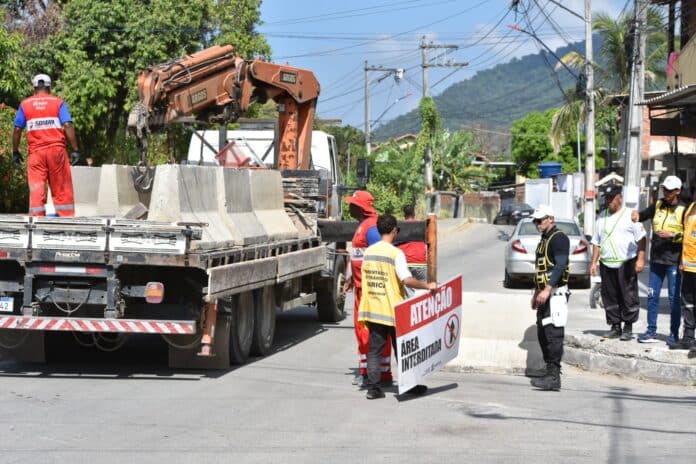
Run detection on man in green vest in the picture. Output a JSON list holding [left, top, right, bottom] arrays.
[[358, 214, 436, 400]]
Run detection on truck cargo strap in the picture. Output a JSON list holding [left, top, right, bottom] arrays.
[[0, 316, 196, 334]]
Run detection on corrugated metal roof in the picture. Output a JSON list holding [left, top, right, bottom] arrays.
[[639, 84, 696, 107]]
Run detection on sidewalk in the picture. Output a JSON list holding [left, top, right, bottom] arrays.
[[444, 290, 696, 386], [564, 291, 696, 386]]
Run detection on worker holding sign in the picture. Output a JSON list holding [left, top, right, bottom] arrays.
[[358, 214, 436, 400]]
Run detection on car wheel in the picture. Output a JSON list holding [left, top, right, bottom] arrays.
[[503, 269, 513, 288]]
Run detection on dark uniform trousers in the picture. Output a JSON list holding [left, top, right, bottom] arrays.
[[599, 257, 640, 325], [366, 322, 397, 391], [536, 299, 564, 368], [680, 271, 696, 339]]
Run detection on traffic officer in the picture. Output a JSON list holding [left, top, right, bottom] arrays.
[[673, 202, 696, 351], [342, 190, 392, 385], [632, 175, 686, 345], [12, 74, 80, 217], [358, 214, 436, 399], [591, 185, 646, 340], [530, 205, 570, 391]]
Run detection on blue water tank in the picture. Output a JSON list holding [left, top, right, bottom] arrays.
[[538, 161, 562, 178]]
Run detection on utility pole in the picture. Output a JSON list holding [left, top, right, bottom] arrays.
[[420, 37, 468, 192], [624, 0, 647, 209], [364, 62, 404, 154], [583, 0, 596, 235]]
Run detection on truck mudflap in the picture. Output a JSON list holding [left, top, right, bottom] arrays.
[[0, 315, 196, 334]]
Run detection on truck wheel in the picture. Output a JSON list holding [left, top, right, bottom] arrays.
[[317, 257, 347, 323], [227, 291, 255, 365], [250, 286, 276, 357]]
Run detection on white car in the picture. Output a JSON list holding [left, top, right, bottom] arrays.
[[503, 218, 591, 288]]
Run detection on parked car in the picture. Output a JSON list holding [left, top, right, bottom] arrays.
[[493, 202, 535, 225], [504, 217, 591, 288]]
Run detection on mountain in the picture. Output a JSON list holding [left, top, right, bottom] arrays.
[[373, 38, 603, 154]]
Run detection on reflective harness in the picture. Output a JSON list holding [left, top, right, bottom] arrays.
[[535, 228, 569, 290], [598, 208, 629, 266], [652, 200, 685, 243]]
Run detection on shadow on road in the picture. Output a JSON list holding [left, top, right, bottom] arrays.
[[0, 305, 331, 380]]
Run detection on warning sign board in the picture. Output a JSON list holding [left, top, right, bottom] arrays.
[[394, 275, 462, 394]]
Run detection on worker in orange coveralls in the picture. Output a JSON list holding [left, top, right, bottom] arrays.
[[12, 74, 80, 216], [343, 190, 393, 387]]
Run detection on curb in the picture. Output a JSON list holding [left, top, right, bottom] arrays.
[[563, 333, 696, 386]]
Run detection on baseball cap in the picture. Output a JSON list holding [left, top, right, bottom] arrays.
[[531, 204, 554, 219], [345, 190, 376, 214], [32, 74, 51, 88], [661, 175, 682, 190], [602, 184, 623, 200]]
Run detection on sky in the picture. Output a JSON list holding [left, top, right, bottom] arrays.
[[258, 0, 633, 131]]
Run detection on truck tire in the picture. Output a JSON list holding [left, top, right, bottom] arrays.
[[316, 256, 347, 323], [250, 286, 276, 357], [227, 291, 255, 365]]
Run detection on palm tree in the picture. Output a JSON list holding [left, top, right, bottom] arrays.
[[549, 7, 666, 151]]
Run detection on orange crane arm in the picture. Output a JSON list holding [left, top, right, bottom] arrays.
[[128, 45, 320, 170]]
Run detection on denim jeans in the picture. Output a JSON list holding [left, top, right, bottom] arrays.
[[646, 263, 681, 337]]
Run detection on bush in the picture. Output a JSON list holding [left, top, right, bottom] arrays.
[[0, 104, 28, 213]]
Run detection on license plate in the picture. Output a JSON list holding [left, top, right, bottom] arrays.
[[0, 297, 13, 313]]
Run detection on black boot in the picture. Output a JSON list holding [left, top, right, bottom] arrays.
[[620, 323, 633, 341], [605, 324, 621, 339], [531, 364, 561, 391], [669, 336, 696, 350]]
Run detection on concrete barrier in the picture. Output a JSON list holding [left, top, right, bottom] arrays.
[[96, 165, 151, 217], [149, 165, 242, 249], [218, 169, 268, 245], [67, 166, 101, 217], [248, 170, 298, 241]]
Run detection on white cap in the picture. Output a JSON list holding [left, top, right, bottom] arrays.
[[531, 204, 554, 219], [661, 175, 682, 190], [31, 74, 51, 88]]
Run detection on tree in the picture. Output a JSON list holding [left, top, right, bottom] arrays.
[[550, 7, 666, 154], [212, 0, 271, 58], [511, 110, 555, 178], [0, 9, 25, 106], [3, 0, 272, 164], [0, 104, 29, 212]]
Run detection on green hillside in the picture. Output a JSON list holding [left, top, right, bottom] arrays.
[[373, 39, 601, 153]]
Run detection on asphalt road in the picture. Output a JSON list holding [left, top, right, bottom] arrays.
[[0, 219, 694, 463]]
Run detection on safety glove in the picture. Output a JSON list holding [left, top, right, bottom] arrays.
[[70, 151, 81, 165], [12, 150, 22, 169]]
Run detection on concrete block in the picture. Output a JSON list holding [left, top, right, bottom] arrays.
[[96, 164, 151, 217], [248, 170, 298, 241], [47, 166, 101, 217], [148, 165, 242, 249], [218, 169, 268, 245]]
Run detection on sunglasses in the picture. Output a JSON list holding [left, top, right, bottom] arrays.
[[533, 216, 548, 225]]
